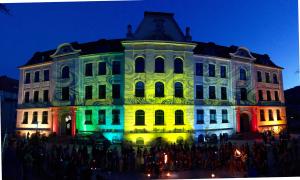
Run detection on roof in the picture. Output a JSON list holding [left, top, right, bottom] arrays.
[[0, 76, 18, 93]]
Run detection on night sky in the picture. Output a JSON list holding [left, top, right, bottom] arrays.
[[0, 0, 298, 90]]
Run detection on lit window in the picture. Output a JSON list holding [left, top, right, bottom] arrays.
[[222, 109, 228, 123]]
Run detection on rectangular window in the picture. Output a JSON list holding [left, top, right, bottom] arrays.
[[85, 86, 93, 99], [43, 90, 49, 102], [210, 109, 216, 124], [260, 110, 265, 121], [196, 85, 203, 99], [24, 92, 30, 103], [42, 111, 48, 124], [98, 62, 106, 75], [22, 112, 28, 124], [209, 86, 216, 99], [34, 71, 40, 82], [25, 72, 31, 84], [241, 88, 247, 101], [112, 84, 120, 99], [196, 110, 204, 124], [268, 110, 274, 121], [62, 87, 69, 101], [33, 91, 39, 102], [195, 63, 203, 76], [222, 109, 228, 123], [221, 87, 227, 100], [265, 72, 270, 83], [112, 109, 120, 125], [258, 90, 264, 101], [267, 90, 272, 101], [98, 85, 106, 99], [276, 110, 282, 120], [85, 110, 92, 124], [32, 112, 38, 124], [112, 61, 121, 75], [257, 71, 262, 82], [85, 63, 93, 76], [220, 66, 226, 78], [98, 110, 106, 124], [274, 91, 280, 101], [44, 70, 49, 81], [209, 64, 215, 77]]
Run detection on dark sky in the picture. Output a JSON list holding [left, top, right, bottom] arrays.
[[0, 0, 298, 90]]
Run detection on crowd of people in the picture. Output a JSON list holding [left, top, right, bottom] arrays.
[[2, 131, 300, 179]]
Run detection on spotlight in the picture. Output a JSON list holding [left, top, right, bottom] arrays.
[[147, 173, 151, 177], [167, 172, 171, 177], [211, 173, 215, 178]]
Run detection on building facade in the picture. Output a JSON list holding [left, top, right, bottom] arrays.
[[16, 12, 286, 144]]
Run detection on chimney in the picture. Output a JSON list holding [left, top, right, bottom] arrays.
[[185, 27, 192, 41], [126, 24, 134, 39]]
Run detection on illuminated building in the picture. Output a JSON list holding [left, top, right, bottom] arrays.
[[16, 12, 286, 144]]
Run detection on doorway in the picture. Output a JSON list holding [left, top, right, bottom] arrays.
[[240, 113, 250, 133]]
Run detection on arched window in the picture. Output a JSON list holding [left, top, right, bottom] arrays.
[[240, 68, 246, 80], [175, 110, 184, 125], [155, 57, 164, 73], [174, 82, 183, 98], [155, 82, 164, 97], [135, 81, 145, 97], [135, 110, 145, 125], [62, 66, 69, 79], [273, 74, 278, 84], [136, 137, 144, 145], [155, 110, 164, 125], [174, 58, 183, 73], [135, 57, 145, 73]]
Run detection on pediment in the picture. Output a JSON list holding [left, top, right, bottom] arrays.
[[50, 43, 81, 58], [229, 47, 256, 61]]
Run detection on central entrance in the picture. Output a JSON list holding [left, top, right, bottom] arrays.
[[240, 113, 250, 133], [60, 114, 72, 135]]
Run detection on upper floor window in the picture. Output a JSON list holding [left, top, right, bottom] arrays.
[[276, 110, 282, 120], [174, 82, 183, 98], [85, 86, 93, 99], [34, 71, 40, 82], [43, 90, 49, 102], [260, 110, 265, 121], [112, 61, 121, 75], [85, 63, 93, 76], [44, 70, 49, 81], [24, 92, 30, 103], [209, 64, 215, 77], [25, 72, 31, 84], [196, 110, 204, 124], [112, 109, 120, 125], [196, 85, 203, 99], [135, 81, 145, 97], [265, 72, 270, 83], [32, 112, 38, 124], [221, 87, 227, 100], [268, 109, 274, 121], [258, 90, 264, 101], [222, 109, 228, 123], [155, 57, 164, 73], [98, 110, 106, 124], [98, 62, 106, 75], [98, 85, 106, 99], [22, 112, 28, 124], [135, 110, 145, 125], [33, 91, 39, 102], [220, 66, 226, 78], [240, 68, 246, 80], [135, 57, 145, 73], [62, 87, 69, 101], [210, 109, 217, 124], [257, 71, 262, 82], [266, 90, 271, 101], [61, 66, 69, 79], [274, 91, 280, 101], [112, 84, 120, 99], [42, 111, 48, 124], [85, 110, 92, 124], [155, 110, 164, 125], [240, 88, 247, 101], [155, 82, 164, 97], [209, 86, 216, 99], [273, 74, 278, 84], [195, 63, 203, 76], [175, 110, 184, 125], [174, 58, 183, 74]]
